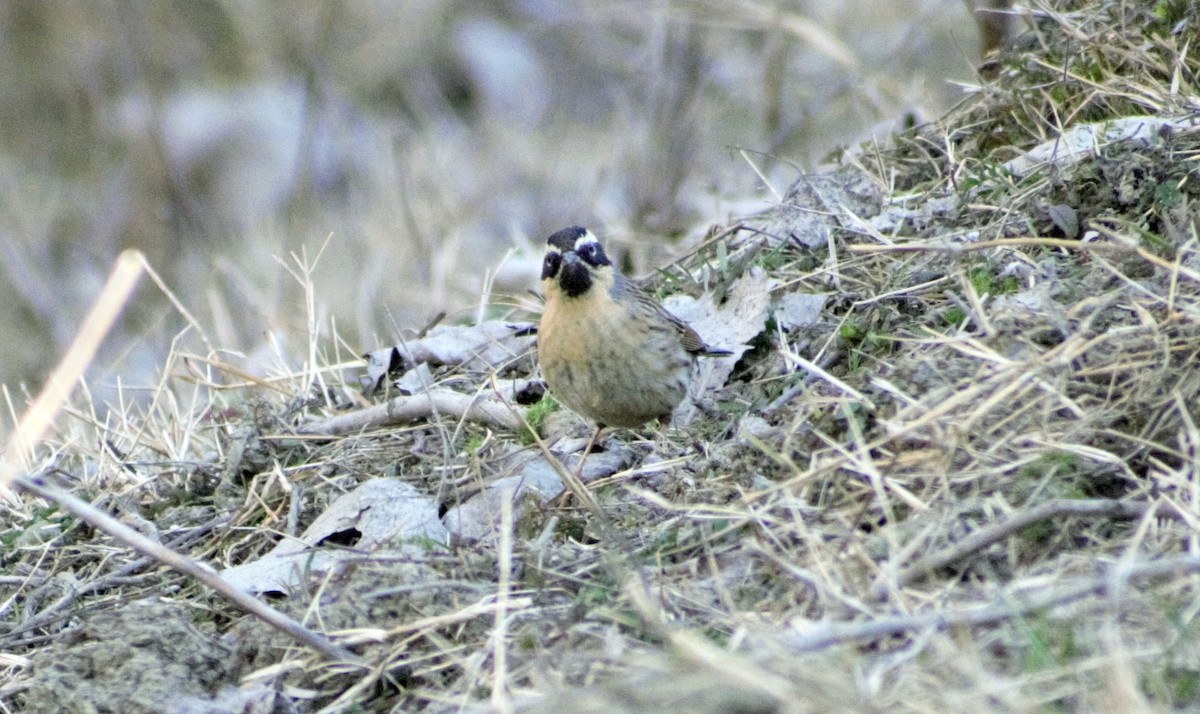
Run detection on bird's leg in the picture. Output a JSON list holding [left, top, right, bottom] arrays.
[[547, 424, 604, 511], [654, 420, 671, 460], [575, 423, 605, 480]]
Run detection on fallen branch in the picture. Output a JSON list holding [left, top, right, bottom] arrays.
[[14, 472, 361, 664], [300, 389, 522, 435], [876, 498, 1189, 597], [848, 236, 1200, 284], [788, 555, 1200, 653], [0, 514, 227, 646]]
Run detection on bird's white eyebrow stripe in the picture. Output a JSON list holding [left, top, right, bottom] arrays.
[[573, 233, 600, 251]]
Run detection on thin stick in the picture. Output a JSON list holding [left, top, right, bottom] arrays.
[[300, 389, 522, 435], [0, 250, 144, 492], [575, 425, 604, 480], [135, 251, 215, 355], [14, 472, 360, 664], [624, 575, 796, 705], [848, 235, 1200, 284], [794, 555, 1200, 653], [876, 498, 1189, 597], [490, 490, 514, 713], [487, 376, 611, 531], [779, 346, 876, 411], [848, 236, 1108, 254]]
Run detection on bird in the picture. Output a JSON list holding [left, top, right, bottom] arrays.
[[536, 225, 731, 462]]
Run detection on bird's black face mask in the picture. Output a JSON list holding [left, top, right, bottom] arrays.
[[556, 251, 592, 298]]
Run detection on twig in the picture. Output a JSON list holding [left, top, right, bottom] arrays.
[[876, 498, 1188, 597], [300, 389, 521, 435], [0, 251, 143, 492], [0, 513, 228, 644], [490, 488, 514, 713], [656, 222, 745, 278], [174, 352, 294, 393], [847, 235, 1200, 284], [624, 574, 796, 705], [334, 596, 534, 646], [849, 236, 1114, 254], [134, 252, 215, 356], [486, 376, 611, 532], [790, 555, 1200, 653], [778, 345, 876, 411], [13, 472, 360, 664]]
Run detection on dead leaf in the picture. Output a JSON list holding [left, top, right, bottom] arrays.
[[363, 320, 536, 385], [775, 292, 827, 330], [737, 166, 883, 250], [664, 267, 773, 411], [442, 447, 632, 543], [221, 478, 447, 595]]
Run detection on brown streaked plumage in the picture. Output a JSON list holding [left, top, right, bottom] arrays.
[[536, 226, 729, 431]]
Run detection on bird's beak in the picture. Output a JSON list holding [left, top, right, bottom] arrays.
[[556, 250, 592, 297]]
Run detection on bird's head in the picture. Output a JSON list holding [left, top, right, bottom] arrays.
[[540, 226, 614, 299]]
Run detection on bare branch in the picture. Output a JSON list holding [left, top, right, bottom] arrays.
[[14, 472, 361, 665], [300, 389, 522, 435]]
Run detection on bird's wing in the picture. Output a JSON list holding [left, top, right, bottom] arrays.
[[615, 273, 731, 356]]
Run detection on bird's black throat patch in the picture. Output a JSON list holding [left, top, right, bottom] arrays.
[[558, 256, 592, 297]]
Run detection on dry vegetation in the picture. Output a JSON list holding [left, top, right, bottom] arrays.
[[4, 1, 1200, 712]]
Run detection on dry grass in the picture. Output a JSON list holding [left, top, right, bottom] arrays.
[[4, 1, 1200, 712]]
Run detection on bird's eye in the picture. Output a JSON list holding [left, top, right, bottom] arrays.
[[541, 252, 561, 280], [577, 242, 605, 266]]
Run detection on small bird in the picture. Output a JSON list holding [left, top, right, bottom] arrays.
[[537, 226, 730, 452]]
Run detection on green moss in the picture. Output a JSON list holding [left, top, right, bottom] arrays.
[[968, 265, 1020, 297], [576, 582, 613, 609], [1014, 450, 1087, 503], [1152, 0, 1192, 26], [1152, 178, 1183, 211], [1016, 612, 1078, 674], [1144, 665, 1200, 706], [520, 395, 558, 445], [839, 315, 893, 373], [462, 433, 486, 454], [516, 631, 538, 650], [942, 306, 967, 327], [1017, 518, 1058, 547], [839, 320, 866, 342], [752, 242, 796, 273], [556, 514, 586, 543], [0, 505, 70, 549]]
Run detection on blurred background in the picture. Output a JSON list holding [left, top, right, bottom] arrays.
[[0, 0, 997, 411]]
